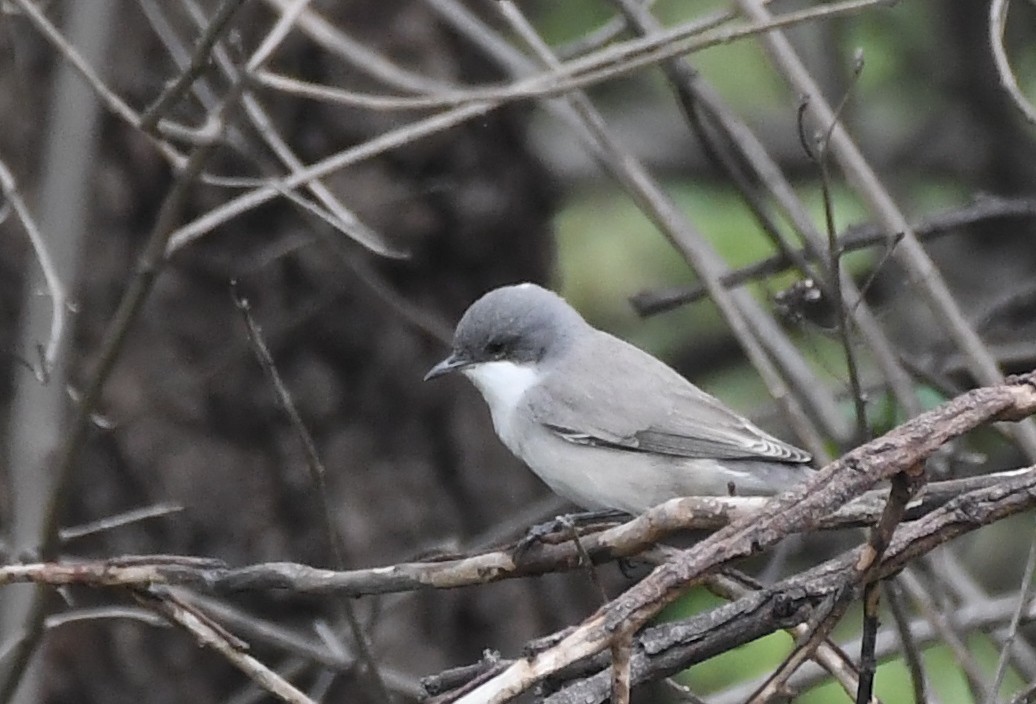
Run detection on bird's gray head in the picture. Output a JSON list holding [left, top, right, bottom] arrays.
[[425, 283, 588, 380]]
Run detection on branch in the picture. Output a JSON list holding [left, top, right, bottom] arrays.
[[536, 465, 1036, 704], [135, 588, 314, 704], [989, 0, 1036, 126], [1, 468, 1032, 596], [451, 372, 1036, 704]]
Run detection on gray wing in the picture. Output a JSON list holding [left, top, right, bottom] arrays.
[[525, 332, 811, 464]]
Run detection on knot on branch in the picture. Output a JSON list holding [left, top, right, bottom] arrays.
[[770, 587, 808, 622], [951, 493, 986, 524], [842, 455, 866, 475]]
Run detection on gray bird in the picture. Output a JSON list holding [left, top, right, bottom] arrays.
[[425, 283, 813, 514]]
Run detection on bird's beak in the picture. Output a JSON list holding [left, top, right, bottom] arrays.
[[424, 352, 471, 381]]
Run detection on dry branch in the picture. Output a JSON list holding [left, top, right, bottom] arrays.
[[449, 372, 1036, 704], [0, 469, 1028, 596], [134, 588, 315, 704], [536, 466, 1036, 704]]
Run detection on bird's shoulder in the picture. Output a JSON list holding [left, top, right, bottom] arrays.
[[523, 331, 810, 463]]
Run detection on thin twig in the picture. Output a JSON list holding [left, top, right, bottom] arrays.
[[706, 570, 870, 702], [0, 125, 223, 704], [936, 548, 1036, 680], [256, 0, 890, 112], [989, 0, 1036, 125], [168, 0, 890, 257], [231, 285, 393, 703], [859, 469, 926, 701], [10, 0, 185, 164], [58, 502, 184, 542], [0, 157, 67, 376], [898, 567, 994, 701], [135, 589, 315, 704], [542, 469, 1036, 704], [807, 63, 871, 444], [988, 520, 1036, 703], [181, 594, 423, 697], [138, 0, 249, 132], [883, 579, 930, 704], [608, 0, 858, 444]]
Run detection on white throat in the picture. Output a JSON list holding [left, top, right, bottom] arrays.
[[462, 360, 541, 442]]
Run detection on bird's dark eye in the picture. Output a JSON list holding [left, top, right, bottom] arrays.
[[485, 339, 506, 357]]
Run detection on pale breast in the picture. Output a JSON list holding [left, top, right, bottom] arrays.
[[461, 360, 543, 451]]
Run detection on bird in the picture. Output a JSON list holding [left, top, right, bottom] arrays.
[[424, 283, 813, 515]]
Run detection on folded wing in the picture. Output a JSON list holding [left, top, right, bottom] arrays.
[[524, 332, 811, 464]]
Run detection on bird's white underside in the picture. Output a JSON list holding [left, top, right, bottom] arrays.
[[461, 360, 541, 446]]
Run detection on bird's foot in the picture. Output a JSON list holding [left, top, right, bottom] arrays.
[[511, 509, 628, 558]]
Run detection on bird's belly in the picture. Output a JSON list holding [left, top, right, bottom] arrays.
[[506, 423, 726, 514]]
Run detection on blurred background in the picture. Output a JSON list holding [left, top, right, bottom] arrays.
[[1, 0, 1035, 702]]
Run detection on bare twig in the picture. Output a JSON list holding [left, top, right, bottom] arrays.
[[609, 637, 632, 704], [165, 100, 495, 253], [58, 502, 184, 542], [10, 0, 185, 164], [257, 0, 890, 112], [138, 0, 249, 132], [0, 158, 67, 375], [168, 0, 888, 260], [231, 286, 393, 703], [989, 0, 1036, 125], [177, 0, 403, 258], [261, 0, 453, 94], [715, 587, 1036, 702], [856, 474, 921, 704], [883, 579, 930, 704], [5, 463, 1032, 704], [181, 594, 423, 697], [988, 520, 1036, 703], [898, 567, 994, 701], [135, 589, 315, 704], [807, 66, 872, 443], [749, 466, 920, 704], [540, 467, 1036, 704], [706, 570, 870, 703], [609, 0, 916, 439], [936, 548, 1036, 680]]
